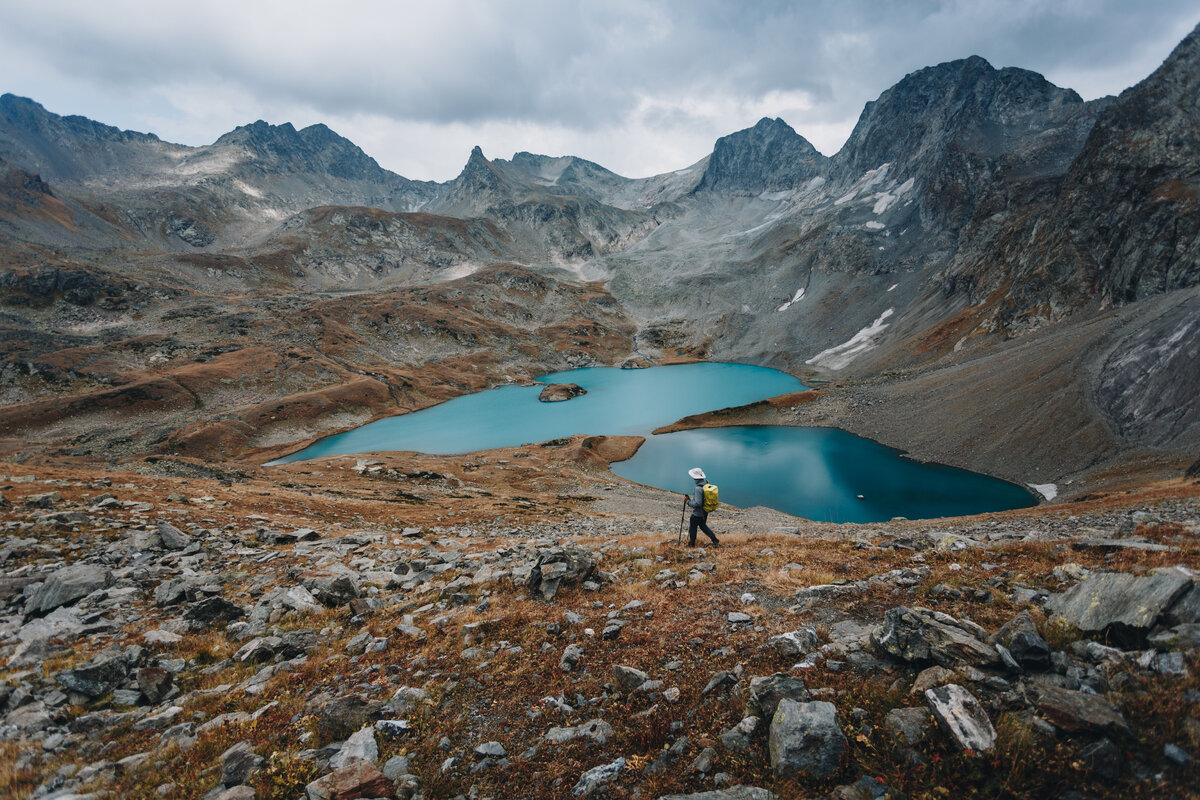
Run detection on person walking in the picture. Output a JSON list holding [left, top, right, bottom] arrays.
[[683, 467, 720, 547]]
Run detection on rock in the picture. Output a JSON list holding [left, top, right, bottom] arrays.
[[746, 673, 810, 721], [318, 695, 375, 741], [157, 521, 192, 550], [23, 490, 61, 508], [1164, 742, 1192, 765], [766, 628, 819, 658], [374, 719, 412, 739], [768, 699, 846, 778], [381, 754, 410, 781], [304, 760, 393, 800], [25, 563, 113, 616], [330, 726, 379, 770], [657, 788, 778, 800], [474, 740, 506, 758], [691, 747, 717, 774], [871, 606, 998, 667], [990, 610, 1051, 671], [1032, 685, 1132, 736], [728, 611, 753, 625], [1164, 583, 1200, 626], [572, 757, 624, 796], [136, 667, 174, 704], [547, 718, 614, 745], [538, 383, 587, 402], [719, 716, 760, 752], [560, 643, 583, 672], [910, 665, 957, 695], [885, 706, 931, 745], [134, 705, 184, 731], [143, 629, 183, 646], [527, 545, 598, 601], [613, 665, 649, 690], [212, 787, 257, 800], [1045, 572, 1193, 647], [924, 684, 997, 752], [56, 655, 129, 698], [644, 736, 689, 775], [386, 687, 431, 716], [304, 575, 359, 607], [220, 741, 264, 787], [1079, 738, 1122, 781], [184, 597, 246, 629], [702, 671, 736, 696]]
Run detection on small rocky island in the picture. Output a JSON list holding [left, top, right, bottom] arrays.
[[538, 383, 587, 402]]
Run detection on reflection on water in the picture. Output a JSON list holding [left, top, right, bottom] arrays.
[[612, 426, 1035, 523]]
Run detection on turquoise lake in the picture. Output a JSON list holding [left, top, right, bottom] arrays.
[[271, 362, 806, 461], [611, 426, 1036, 523], [271, 362, 1036, 522]]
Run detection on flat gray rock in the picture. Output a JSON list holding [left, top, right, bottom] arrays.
[[26, 563, 113, 616], [1046, 572, 1193, 645]]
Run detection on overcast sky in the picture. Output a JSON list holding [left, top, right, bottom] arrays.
[[1, 1, 1196, 181]]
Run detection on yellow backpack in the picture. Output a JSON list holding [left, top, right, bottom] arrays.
[[701, 483, 719, 513]]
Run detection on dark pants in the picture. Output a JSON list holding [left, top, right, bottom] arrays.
[[688, 514, 718, 546]]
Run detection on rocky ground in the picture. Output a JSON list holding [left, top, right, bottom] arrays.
[[1, 445, 1198, 800]]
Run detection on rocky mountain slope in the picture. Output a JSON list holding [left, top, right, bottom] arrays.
[[0, 25, 1197, 495], [0, 453, 1196, 800]]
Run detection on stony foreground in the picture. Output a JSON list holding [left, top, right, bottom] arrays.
[[1, 459, 1198, 800]]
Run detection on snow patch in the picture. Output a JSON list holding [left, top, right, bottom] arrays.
[[887, 283, 899, 292], [834, 189, 858, 206], [234, 180, 263, 198], [872, 177, 915, 214], [864, 221, 885, 230], [1029, 484, 1058, 501], [776, 287, 805, 312], [805, 308, 895, 371]]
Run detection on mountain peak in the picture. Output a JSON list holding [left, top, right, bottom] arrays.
[[836, 54, 1084, 180], [693, 117, 828, 194]]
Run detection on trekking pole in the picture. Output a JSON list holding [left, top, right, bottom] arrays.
[[678, 498, 687, 545]]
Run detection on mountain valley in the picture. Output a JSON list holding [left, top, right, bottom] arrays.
[[0, 20, 1198, 800]]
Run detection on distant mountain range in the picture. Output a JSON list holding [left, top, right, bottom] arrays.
[[0, 23, 1195, 492]]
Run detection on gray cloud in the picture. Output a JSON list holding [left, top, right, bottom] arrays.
[[0, 0, 1196, 180]]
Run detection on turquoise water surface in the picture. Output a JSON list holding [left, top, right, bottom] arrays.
[[271, 362, 806, 461], [271, 362, 1035, 522], [611, 425, 1036, 523]]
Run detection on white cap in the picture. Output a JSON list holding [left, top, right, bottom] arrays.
[[688, 467, 706, 480]]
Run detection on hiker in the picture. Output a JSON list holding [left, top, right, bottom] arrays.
[[683, 467, 720, 547]]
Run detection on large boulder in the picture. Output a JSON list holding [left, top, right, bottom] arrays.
[[768, 699, 846, 778], [1046, 572, 1193, 647], [871, 606, 998, 667], [25, 563, 113, 617], [925, 684, 996, 752], [527, 545, 598, 601]]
